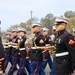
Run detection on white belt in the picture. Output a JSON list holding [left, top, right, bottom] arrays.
[[8, 45, 12, 47], [45, 44, 50, 46], [31, 47, 37, 49], [19, 48, 25, 51], [4, 45, 12, 48], [13, 46, 17, 48], [55, 52, 69, 57], [4, 46, 9, 48]]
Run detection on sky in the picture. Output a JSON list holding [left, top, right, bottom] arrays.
[[0, 0, 75, 31]]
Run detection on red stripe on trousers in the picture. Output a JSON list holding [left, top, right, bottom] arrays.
[[10, 56, 18, 72], [34, 61, 39, 75], [4, 54, 9, 67], [19, 58, 26, 75]]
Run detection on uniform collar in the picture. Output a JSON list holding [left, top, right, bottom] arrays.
[[35, 32, 41, 37], [21, 35, 26, 39], [44, 35, 49, 38], [58, 29, 66, 35], [13, 35, 17, 39]]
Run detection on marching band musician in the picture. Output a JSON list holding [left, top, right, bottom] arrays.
[[4, 32, 12, 70], [39, 27, 54, 75], [0, 37, 5, 74], [30, 23, 45, 75], [8, 29, 20, 75], [54, 17, 75, 75], [17, 27, 32, 75]]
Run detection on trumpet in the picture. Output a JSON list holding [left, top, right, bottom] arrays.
[[31, 46, 55, 50], [3, 42, 19, 46], [3, 42, 19, 50], [25, 37, 56, 57], [31, 46, 56, 57]]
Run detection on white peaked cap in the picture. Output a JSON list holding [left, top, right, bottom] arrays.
[[6, 32, 11, 35], [42, 27, 49, 31], [32, 23, 41, 28], [12, 28, 18, 32], [55, 16, 69, 24], [18, 27, 26, 33]]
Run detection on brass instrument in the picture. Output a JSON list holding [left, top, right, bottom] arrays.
[[3, 42, 19, 46], [31, 46, 55, 50], [31, 46, 56, 57], [25, 37, 34, 49], [25, 36, 56, 57], [3, 42, 19, 49]]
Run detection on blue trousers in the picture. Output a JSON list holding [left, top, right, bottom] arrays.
[[25, 59, 32, 75], [31, 61, 41, 75], [39, 52, 54, 75], [17, 57, 32, 75], [4, 54, 12, 70], [39, 60, 47, 75], [8, 56, 19, 75], [47, 52, 54, 75]]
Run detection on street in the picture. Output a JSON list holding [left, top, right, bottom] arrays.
[[2, 63, 74, 75], [2, 63, 50, 75]]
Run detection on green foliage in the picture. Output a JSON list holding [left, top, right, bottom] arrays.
[[7, 24, 18, 32], [19, 22, 26, 28], [67, 16, 75, 32], [64, 11, 75, 19], [40, 13, 55, 34], [64, 11, 75, 33]]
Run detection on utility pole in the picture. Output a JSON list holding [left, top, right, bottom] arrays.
[[30, 11, 33, 37], [31, 11, 32, 20], [30, 10, 33, 26]]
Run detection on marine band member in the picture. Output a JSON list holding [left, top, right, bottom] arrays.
[[54, 17, 75, 75]]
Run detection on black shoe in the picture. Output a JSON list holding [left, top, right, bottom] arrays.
[[14, 68, 18, 71], [23, 73, 27, 75], [3, 70, 5, 73]]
